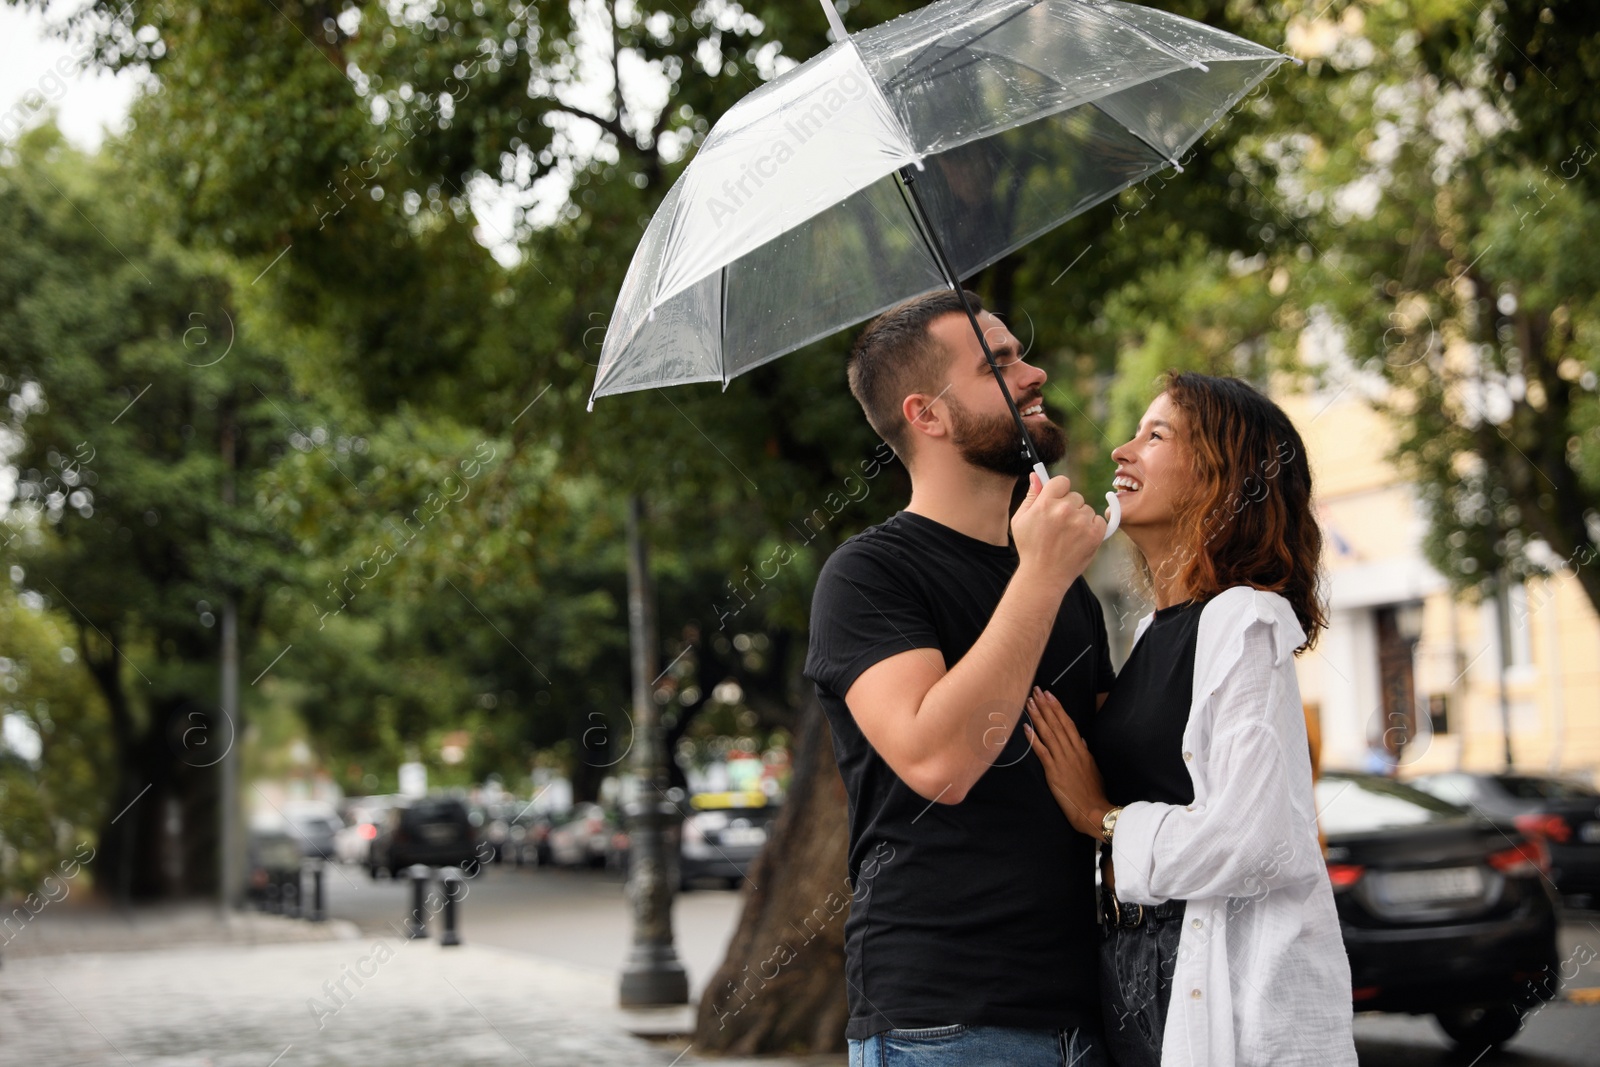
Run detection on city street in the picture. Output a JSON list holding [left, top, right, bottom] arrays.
[[319, 860, 744, 999], [0, 860, 1596, 1065], [322, 861, 1600, 1064]]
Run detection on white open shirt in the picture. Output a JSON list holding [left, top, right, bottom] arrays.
[[1111, 586, 1357, 1067]]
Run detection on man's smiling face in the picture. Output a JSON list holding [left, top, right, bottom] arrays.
[[923, 309, 1065, 477]]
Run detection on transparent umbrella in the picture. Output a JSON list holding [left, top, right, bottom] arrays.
[[588, 0, 1289, 531]]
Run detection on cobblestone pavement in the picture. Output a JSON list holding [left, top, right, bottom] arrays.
[[4, 900, 1596, 1065], [0, 936, 840, 1067], [1, 901, 362, 960]]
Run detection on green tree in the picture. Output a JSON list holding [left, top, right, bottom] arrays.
[[0, 125, 309, 899], [0, 582, 112, 903], [1275, 0, 1600, 611]]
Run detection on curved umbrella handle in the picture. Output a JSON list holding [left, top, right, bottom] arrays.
[[1030, 462, 1121, 542]]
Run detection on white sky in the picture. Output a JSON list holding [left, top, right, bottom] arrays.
[[0, 4, 142, 151], [0, 1, 677, 267]]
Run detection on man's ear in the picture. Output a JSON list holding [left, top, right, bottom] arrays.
[[902, 389, 949, 445]]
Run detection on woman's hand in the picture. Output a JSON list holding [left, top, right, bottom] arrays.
[[1024, 686, 1112, 839]]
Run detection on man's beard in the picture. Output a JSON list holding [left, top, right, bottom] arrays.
[[947, 394, 1066, 476]]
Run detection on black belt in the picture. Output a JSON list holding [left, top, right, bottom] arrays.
[[1101, 892, 1184, 929]]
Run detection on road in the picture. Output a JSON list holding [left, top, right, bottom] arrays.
[[318, 860, 1600, 1064], [319, 859, 744, 999]]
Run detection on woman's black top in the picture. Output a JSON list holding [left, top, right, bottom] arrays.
[[1090, 598, 1210, 809]]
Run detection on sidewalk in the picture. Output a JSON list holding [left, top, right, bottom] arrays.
[[0, 905, 842, 1067], [1, 899, 363, 960]]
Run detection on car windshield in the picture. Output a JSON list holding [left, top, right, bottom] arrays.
[[1497, 775, 1599, 801], [407, 802, 463, 823], [1316, 775, 1467, 835]]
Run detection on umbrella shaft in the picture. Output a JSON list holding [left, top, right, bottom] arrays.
[[897, 167, 1045, 478]]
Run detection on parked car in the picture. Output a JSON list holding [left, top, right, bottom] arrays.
[[546, 803, 615, 868], [1411, 771, 1600, 902], [334, 798, 394, 865], [680, 791, 776, 890], [245, 824, 304, 910], [367, 797, 476, 878], [476, 802, 509, 863], [1317, 772, 1561, 1050], [474, 800, 541, 864], [281, 802, 344, 861], [505, 807, 554, 867]]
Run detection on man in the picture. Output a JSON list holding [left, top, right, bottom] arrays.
[[803, 289, 1112, 1065]]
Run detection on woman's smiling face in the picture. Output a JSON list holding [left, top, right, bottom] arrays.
[[1110, 392, 1193, 534]]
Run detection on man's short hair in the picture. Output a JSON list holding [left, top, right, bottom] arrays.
[[847, 288, 981, 459]]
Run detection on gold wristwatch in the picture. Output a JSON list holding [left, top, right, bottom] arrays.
[[1100, 805, 1124, 844]]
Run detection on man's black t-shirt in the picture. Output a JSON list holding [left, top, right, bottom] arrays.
[[1089, 598, 1206, 810], [803, 509, 1114, 1039]]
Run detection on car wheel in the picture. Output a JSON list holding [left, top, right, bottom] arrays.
[[367, 865, 379, 881], [725, 876, 743, 890], [1434, 1004, 1525, 1049]]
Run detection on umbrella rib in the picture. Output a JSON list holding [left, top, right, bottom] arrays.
[[719, 262, 730, 389], [881, 0, 1042, 93], [1092, 5, 1209, 72], [879, 0, 992, 91], [912, 46, 1086, 94], [1087, 99, 1184, 171]]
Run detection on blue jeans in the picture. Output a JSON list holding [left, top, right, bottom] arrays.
[[849, 1023, 1108, 1067]]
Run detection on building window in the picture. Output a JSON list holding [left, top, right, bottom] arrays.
[[1426, 693, 1450, 735]]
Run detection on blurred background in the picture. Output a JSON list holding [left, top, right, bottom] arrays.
[[1, 0, 1599, 1064]]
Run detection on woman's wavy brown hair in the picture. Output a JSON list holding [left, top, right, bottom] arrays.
[[1155, 371, 1326, 651]]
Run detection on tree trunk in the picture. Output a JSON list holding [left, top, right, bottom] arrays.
[[85, 631, 221, 901], [692, 689, 850, 1054]]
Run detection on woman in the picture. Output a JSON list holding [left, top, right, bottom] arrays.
[[1024, 372, 1355, 1067]]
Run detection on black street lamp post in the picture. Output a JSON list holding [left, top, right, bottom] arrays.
[[619, 493, 689, 1007]]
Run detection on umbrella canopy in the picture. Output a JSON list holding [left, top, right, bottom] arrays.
[[587, 0, 1288, 408]]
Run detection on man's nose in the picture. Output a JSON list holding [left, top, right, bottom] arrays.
[[1017, 359, 1046, 393]]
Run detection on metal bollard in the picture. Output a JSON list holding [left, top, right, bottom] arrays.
[[439, 868, 464, 947], [405, 865, 431, 939], [280, 869, 300, 919], [306, 860, 326, 922]]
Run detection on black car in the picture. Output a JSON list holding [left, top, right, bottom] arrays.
[[679, 791, 777, 889], [1411, 771, 1600, 902], [367, 797, 477, 878], [1317, 772, 1561, 1050]]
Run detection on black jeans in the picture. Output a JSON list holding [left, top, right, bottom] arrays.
[[1100, 901, 1185, 1067]]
